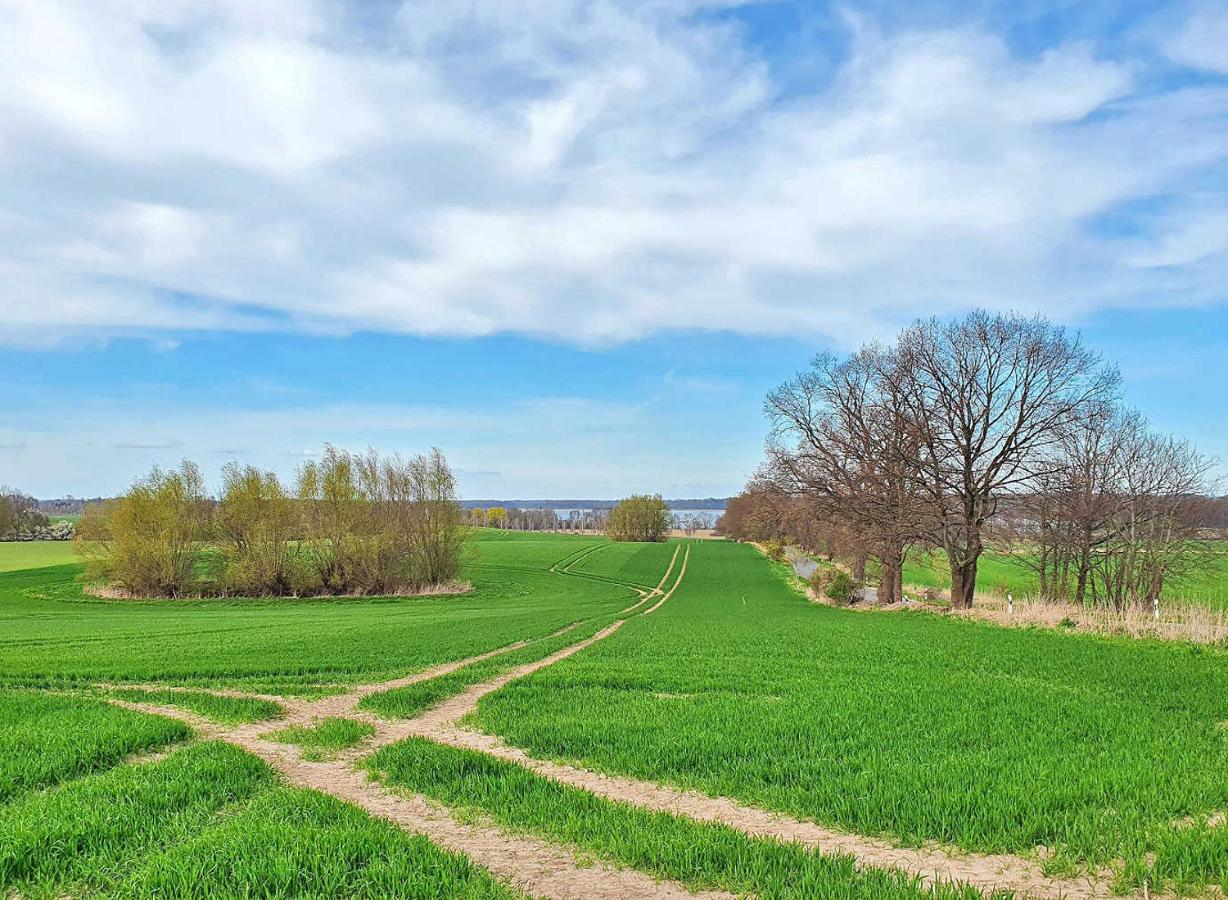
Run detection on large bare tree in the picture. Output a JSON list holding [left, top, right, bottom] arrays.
[[886, 312, 1119, 608]]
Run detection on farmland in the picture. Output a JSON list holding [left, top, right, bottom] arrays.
[[897, 545, 1228, 611], [1, 533, 1225, 897]]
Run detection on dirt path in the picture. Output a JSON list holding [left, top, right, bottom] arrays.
[[100, 545, 1134, 899]]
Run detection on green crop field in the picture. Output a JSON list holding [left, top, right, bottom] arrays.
[[897, 544, 1228, 610], [0, 540, 77, 572], [2, 535, 1225, 897], [473, 539, 1228, 894]]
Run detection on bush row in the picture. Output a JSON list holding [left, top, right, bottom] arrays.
[[76, 446, 466, 598]]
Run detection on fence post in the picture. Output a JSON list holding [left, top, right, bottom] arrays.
[[1007, 593, 1013, 615], [1153, 597, 1159, 623]]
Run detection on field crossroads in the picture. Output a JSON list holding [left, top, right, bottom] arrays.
[[1, 532, 1224, 898]]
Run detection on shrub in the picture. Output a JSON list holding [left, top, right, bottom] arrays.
[[78, 462, 209, 597], [80, 446, 466, 599], [825, 570, 858, 605], [992, 581, 1011, 597], [762, 540, 785, 562], [808, 567, 833, 595], [215, 464, 304, 596], [606, 495, 671, 542]]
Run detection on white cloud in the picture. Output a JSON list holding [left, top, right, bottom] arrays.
[[1165, 2, 1228, 74], [0, 0, 1225, 348]]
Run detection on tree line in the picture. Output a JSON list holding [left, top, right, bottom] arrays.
[[727, 310, 1220, 610], [76, 446, 465, 598], [0, 487, 50, 539]]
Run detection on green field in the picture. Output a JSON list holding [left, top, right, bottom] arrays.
[[474, 540, 1228, 891], [0, 540, 77, 572], [897, 545, 1228, 609], [2, 535, 1225, 897]]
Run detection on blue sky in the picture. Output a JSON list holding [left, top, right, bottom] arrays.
[[1, 0, 1226, 497]]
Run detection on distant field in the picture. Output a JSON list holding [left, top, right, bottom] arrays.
[[898, 544, 1228, 610], [0, 541, 77, 573]]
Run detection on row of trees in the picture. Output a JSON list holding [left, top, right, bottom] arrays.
[[0, 487, 49, 539], [78, 447, 465, 598], [752, 310, 1218, 609]]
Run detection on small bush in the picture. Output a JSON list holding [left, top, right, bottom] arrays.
[[992, 581, 1011, 597], [762, 540, 785, 562], [825, 570, 857, 605], [808, 567, 833, 594]]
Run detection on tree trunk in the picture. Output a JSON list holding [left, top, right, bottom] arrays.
[[879, 556, 898, 605], [852, 554, 866, 583], [949, 555, 979, 609]]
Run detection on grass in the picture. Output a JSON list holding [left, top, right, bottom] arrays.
[[0, 741, 515, 899], [0, 537, 634, 693], [367, 736, 986, 900], [122, 784, 517, 898], [109, 687, 285, 724], [0, 741, 272, 893], [0, 689, 190, 801], [0, 540, 77, 572], [898, 543, 1228, 610], [265, 717, 376, 760], [474, 539, 1228, 891], [3, 532, 1224, 895], [359, 616, 617, 719]]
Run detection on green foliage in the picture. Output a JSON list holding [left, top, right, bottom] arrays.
[[77, 461, 210, 597], [475, 539, 1228, 890], [368, 737, 980, 900], [265, 718, 375, 760], [215, 463, 306, 596], [0, 690, 189, 801], [108, 688, 284, 724], [825, 569, 857, 604], [762, 539, 786, 562], [606, 494, 671, 542], [76, 446, 467, 598]]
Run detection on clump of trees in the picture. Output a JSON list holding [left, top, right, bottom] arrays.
[[606, 494, 671, 542], [0, 487, 50, 539], [77, 446, 466, 598], [756, 310, 1218, 610]]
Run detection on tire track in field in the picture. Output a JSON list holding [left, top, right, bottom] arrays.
[[621, 545, 681, 614], [101, 617, 730, 900], [368, 543, 1121, 900], [101, 544, 1122, 899], [641, 546, 690, 615]]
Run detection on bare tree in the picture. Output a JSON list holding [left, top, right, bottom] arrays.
[[767, 350, 932, 603], [887, 312, 1119, 608]]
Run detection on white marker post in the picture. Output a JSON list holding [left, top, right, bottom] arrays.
[[1007, 592, 1013, 615], [1153, 597, 1160, 623]]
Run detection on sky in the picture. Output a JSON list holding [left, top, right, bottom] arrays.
[[1, 0, 1226, 498]]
